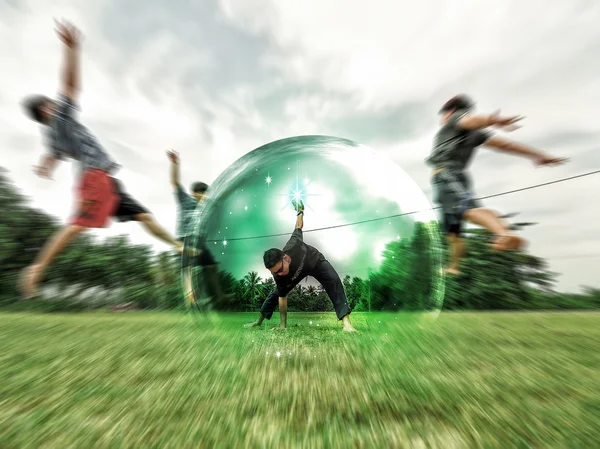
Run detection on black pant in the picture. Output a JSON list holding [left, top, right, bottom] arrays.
[[260, 259, 351, 320], [111, 178, 150, 222]]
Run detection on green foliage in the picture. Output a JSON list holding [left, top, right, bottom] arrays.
[[1, 298, 90, 313], [441, 228, 556, 310], [367, 222, 437, 311], [0, 169, 598, 312], [243, 271, 263, 306]]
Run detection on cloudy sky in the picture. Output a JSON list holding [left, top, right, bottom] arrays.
[[1, 0, 598, 292]]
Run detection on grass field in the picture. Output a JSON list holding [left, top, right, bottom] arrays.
[[1, 311, 599, 449]]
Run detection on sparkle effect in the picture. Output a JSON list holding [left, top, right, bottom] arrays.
[[278, 160, 320, 212]]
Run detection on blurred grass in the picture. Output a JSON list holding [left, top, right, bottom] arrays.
[[0, 311, 599, 448]]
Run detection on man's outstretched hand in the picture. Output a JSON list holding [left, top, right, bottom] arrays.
[[244, 321, 261, 328], [167, 150, 179, 164], [292, 199, 304, 214], [490, 110, 525, 129], [54, 19, 82, 48], [32, 165, 52, 180], [536, 154, 569, 167]]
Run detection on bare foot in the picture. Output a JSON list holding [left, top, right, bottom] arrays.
[[186, 248, 203, 256], [244, 321, 261, 328], [271, 326, 286, 331], [491, 234, 526, 251], [185, 291, 196, 305], [444, 268, 461, 276], [20, 265, 42, 299], [343, 325, 359, 333]]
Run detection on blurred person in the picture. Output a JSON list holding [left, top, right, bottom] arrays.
[[245, 200, 357, 332], [166, 150, 225, 307], [426, 94, 568, 275], [167, 150, 209, 244], [20, 20, 182, 298]]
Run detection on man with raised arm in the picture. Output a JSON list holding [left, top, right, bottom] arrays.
[[427, 94, 568, 275], [20, 21, 182, 297], [245, 200, 357, 332], [166, 150, 226, 307]]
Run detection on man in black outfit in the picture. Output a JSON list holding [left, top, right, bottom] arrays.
[[245, 200, 358, 332]]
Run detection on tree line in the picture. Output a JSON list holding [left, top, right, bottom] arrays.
[[1, 168, 598, 312]]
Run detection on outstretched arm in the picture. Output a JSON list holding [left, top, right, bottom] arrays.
[[295, 211, 304, 230], [457, 111, 524, 131], [167, 150, 181, 188], [293, 199, 304, 229], [33, 154, 59, 179], [55, 20, 82, 102], [484, 136, 567, 166]]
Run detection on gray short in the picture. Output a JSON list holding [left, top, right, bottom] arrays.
[[432, 170, 480, 235]]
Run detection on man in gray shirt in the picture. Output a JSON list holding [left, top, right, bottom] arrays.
[[167, 150, 226, 307], [167, 150, 209, 243], [20, 21, 182, 297], [427, 94, 567, 275]]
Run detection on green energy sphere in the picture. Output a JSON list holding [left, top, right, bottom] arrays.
[[183, 136, 445, 317]]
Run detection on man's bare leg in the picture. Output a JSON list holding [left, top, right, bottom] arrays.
[[463, 208, 526, 251], [182, 268, 196, 305], [20, 224, 86, 298], [445, 233, 464, 275], [342, 314, 358, 333], [135, 213, 183, 253], [245, 313, 266, 328]]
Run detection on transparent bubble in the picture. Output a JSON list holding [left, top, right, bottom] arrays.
[[183, 136, 445, 320]]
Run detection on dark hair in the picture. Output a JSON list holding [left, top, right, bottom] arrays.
[[22, 95, 50, 123], [263, 248, 283, 269], [191, 182, 209, 194], [439, 94, 475, 114]]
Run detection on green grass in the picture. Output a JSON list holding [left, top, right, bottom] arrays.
[[0, 311, 599, 448]]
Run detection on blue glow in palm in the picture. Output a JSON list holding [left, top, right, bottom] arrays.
[[277, 160, 319, 212]]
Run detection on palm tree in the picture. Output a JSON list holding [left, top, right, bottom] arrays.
[[243, 271, 262, 304], [260, 278, 276, 300]]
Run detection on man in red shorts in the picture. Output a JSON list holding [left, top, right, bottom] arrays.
[[20, 20, 182, 298]]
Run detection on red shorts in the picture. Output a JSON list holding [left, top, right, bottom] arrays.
[[71, 169, 118, 228]]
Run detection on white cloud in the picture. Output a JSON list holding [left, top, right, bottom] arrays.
[[1, 0, 599, 293], [220, 0, 600, 107]]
